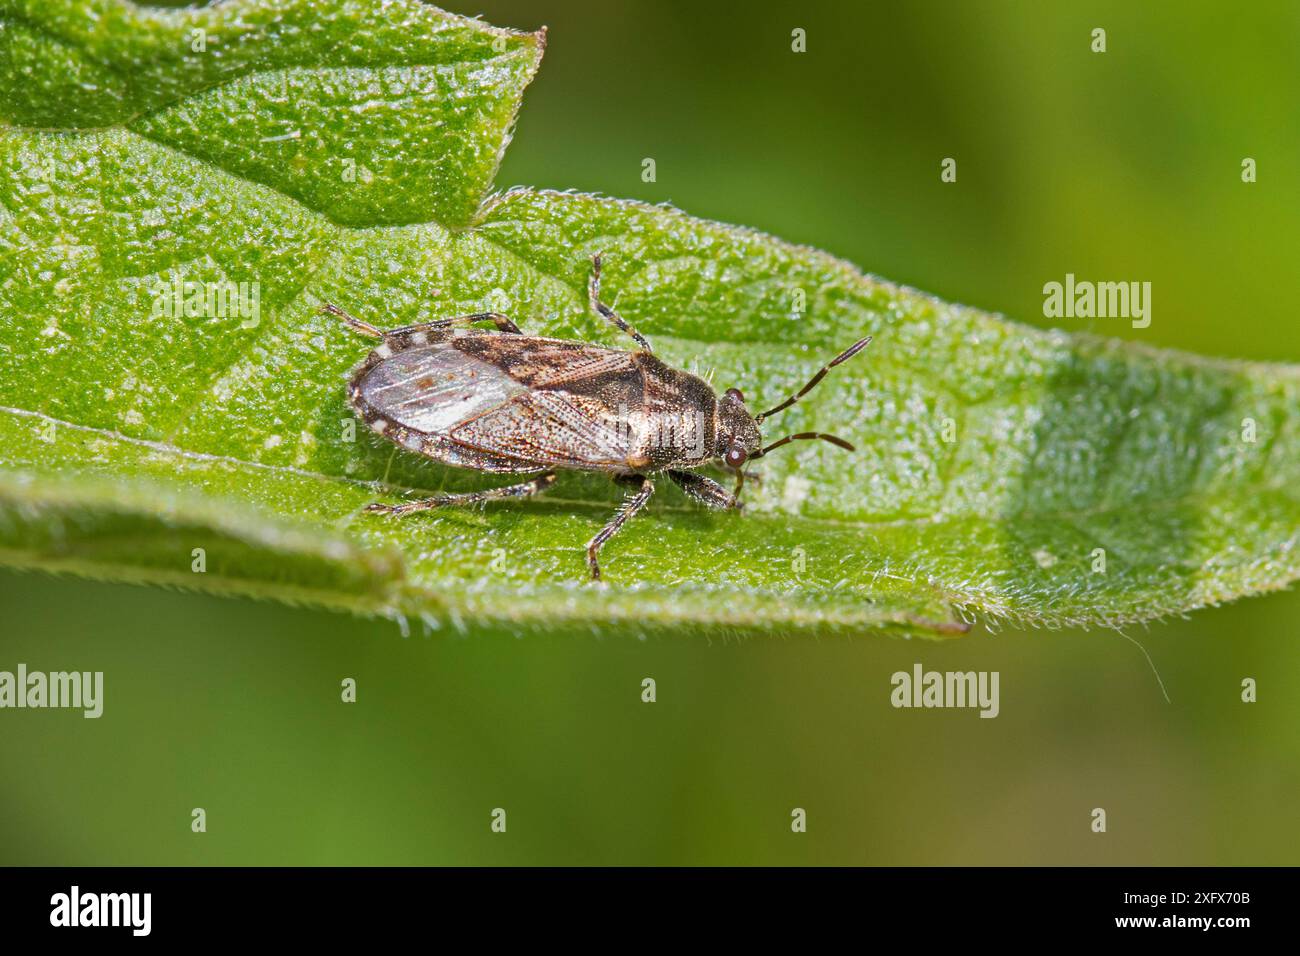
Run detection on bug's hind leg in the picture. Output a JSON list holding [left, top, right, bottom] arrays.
[[588, 253, 652, 352], [321, 303, 522, 341], [321, 302, 383, 338], [387, 312, 522, 338], [364, 474, 556, 517], [586, 475, 655, 581]]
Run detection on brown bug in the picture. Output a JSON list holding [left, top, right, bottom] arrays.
[[322, 255, 870, 580]]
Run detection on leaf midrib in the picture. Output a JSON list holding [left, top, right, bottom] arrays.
[[8, 403, 1297, 545]]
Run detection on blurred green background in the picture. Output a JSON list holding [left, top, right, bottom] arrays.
[[2, 0, 1297, 865]]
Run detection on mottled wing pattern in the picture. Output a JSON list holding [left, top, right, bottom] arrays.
[[450, 389, 634, 468], [453, 336, 640, 392], [445, 337, 643, 469], [359, 336, 645, 470], [356, 345, 543, 472]]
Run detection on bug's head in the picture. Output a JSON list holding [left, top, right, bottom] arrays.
[[715, 387, 763, 468], [731, 335, 874, 468]]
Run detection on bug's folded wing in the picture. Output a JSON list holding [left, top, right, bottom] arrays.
[[357, 346, 529, 434], [449, 390, 634, 468], [455, 336, 639, 390]]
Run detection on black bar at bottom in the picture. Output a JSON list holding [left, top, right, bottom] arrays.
[[0, 867, 1277, 941]]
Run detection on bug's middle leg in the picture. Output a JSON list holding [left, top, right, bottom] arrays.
[[364, 474, 556, 517], [588, 253, 653, 352], [586, 474, 655, 581]]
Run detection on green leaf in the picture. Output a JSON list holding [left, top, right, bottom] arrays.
[[1, 0, 1297, 638], [0, 0, 542, 226]]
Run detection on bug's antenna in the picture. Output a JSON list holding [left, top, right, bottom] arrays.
[[755, 335, 872, 422], [749, 431, 856, 460]]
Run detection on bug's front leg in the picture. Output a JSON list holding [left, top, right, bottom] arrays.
[[586, 475, 654, 581], [669, 470, 740, 510], [727, 465, 763, 503], [364, 474, 556, 517]]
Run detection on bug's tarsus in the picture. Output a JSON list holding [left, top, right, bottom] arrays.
[[587, 474, 655, 580], [589, 253, 653, 353], [364, 474, 557, 517], [755, 334, 873, 422], [322, 302, 384, 339], [491, 315, 525, 335]]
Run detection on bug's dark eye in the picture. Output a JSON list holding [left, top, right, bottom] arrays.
[[724, 387, 745, 403], [724, 445, 748, 468]]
